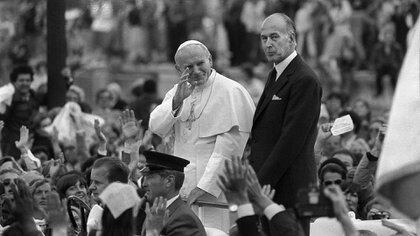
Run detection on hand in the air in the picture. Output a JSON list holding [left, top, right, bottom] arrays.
[[172, 68, 195, 110]]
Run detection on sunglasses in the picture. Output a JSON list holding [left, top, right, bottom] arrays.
[[323, 179, 343, 186]]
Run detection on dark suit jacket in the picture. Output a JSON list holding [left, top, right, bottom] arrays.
[[249, 55, 322, 209], [140, 197, 206, 236], [236, 209, 304, 236]]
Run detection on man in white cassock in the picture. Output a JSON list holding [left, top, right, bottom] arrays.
[[149, 40, 255, 232]]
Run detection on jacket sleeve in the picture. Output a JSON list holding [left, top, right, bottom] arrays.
[[236, 215, 262, 236], [166, 214, 206, 236], [257, 75, 322, 186], [269, 209, 305, 236], [353, 152, 377, 189]]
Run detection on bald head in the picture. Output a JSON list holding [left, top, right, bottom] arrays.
[[260, 13, 297, 64]]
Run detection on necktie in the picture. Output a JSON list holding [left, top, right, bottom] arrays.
[[266, 68, 277, 89]]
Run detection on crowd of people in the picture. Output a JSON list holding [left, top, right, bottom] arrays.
[[0, 0, 418, 94], [0, 0, 418, 236]]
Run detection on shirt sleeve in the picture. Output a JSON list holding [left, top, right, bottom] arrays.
[[263, 203, 285, 221], [197, 127, 250, 197], [238, 203, 255, 219]]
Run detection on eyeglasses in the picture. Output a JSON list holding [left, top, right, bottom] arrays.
[[323, 179, 343, 186]]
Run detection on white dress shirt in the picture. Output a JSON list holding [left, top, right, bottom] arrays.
[[237, 203, 285, 220], [274, 50, 298, 80], [166, 195, 180, 208]]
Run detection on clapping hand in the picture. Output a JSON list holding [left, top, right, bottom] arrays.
[[218, 156, 249, 206], [172, 68, 195, 110], [145, 196, 169, 235], [246, 163, 275, 214]]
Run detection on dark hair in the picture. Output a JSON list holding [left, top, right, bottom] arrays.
[[331, 149, 356, 166], [157, 170, 185, 191], [31, 146, 51, 159], [92, 157, 129, 183], [29, 178, 50, 195], [10, 65, 34, 83], [131, 84, 143, 98], [338, 110, 361, 134], [353, 99, 371, 121], [101, 206, 133, 236], [143, 79, 157, 94], [95, 89, 112, 103], [318, 158, 348, 183], [0, 157, 21, 171], [56, 171, 87, 199], [326, 92, 345, 106]]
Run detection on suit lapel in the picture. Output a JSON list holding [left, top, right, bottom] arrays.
[[141, 197, 184, 236], [253, 56, 300, 123], [254, 69, 276, 122], [166, 197, 183, 218]]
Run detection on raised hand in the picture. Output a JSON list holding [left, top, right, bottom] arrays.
[[120, 109, 143, 140], [323, 185, 349, 220], [15, 126, 29, 152], [261, 185, 276, 200], [172, 68, 195, 110], [317, 123, 333, 141], [217, 156, 249, 206], [246, 163, 274, 214], [371, 124, 387, 157], [145, 196, 169, 235], [94, 119, 107, 144]]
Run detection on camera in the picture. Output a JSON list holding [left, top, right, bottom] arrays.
[[295, 185, 334, 218]]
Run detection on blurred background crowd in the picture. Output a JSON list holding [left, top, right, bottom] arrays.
[[0, 0, 418, 235]]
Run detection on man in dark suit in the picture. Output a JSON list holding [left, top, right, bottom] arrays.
[[249, 13, 322, 233], [140, 151, 206, 236]]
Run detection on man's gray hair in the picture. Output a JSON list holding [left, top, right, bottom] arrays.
[[265, 13, 297, 46]]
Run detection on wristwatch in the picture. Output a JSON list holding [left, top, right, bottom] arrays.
[[229, 204, 238, 212]]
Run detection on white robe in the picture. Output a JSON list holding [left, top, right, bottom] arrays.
[[149, 69, 255, 231]]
